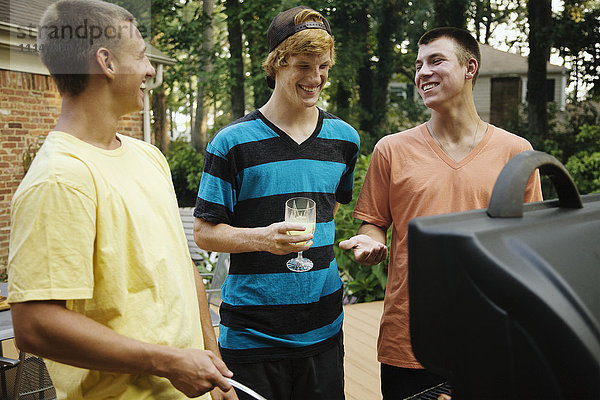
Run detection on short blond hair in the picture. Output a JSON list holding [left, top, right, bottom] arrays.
[[262, 9, 335, 83]]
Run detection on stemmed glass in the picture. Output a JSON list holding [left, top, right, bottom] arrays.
[[285, 197, 316, 272]]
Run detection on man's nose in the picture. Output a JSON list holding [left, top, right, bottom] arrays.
[[146, 59, 156, 78]]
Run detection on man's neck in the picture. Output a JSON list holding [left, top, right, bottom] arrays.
[[428, 97, 480, 141], [259, 98, 319, 145], [54, 94, 122, 150]]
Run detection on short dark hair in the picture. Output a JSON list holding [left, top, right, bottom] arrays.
[[38, 0, 136, 96], [418, 27, 481, 86]]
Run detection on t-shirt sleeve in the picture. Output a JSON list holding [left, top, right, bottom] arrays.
[[353, 141, 393, 230], [194, 139, 236, 225], [335, 142, 359, 205], [8, 180, 96, 303]]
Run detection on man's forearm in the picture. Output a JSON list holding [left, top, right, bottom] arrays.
[[193, 218, 313, 256], [194, 265, 219, 356], [194, 219, 267, 253], [11, 301, 183, 377]]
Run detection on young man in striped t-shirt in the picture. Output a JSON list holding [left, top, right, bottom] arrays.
[[193, 6, 359, 399]]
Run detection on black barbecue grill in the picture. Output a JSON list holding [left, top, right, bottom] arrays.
[[407, 151, 600, 399]]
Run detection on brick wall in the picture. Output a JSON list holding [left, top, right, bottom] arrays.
[[0, 69, 145, 271]]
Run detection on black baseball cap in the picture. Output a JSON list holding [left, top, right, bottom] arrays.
[[266, 6, 332, 88]]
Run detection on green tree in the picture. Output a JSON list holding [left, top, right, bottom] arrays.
[[527, 0, 552, 138], [433, 0, 468, 28], [224, 0, 246, 119], [469, 0, 527, 44], [166, 139, 204, 206], [191, 0, 215, 152], [240, 0, 281, 109], [565, 124, 600, 194], [553, 1, 600, 100]]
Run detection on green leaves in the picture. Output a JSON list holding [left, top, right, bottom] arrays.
[[565, 124, 600, 194], [167, 139, 204, 206]]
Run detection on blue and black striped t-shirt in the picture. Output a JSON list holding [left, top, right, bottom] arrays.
[[194, 108, 360, 362]]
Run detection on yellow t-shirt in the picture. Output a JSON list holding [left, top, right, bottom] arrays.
[[8, 131, 208, 399], [354, 124, 543, 369]]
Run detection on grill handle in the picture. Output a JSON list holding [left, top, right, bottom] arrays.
[[487, 150, 583, 218]]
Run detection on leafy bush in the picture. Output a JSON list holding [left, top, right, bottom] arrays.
[[167, 139, 204, 206], [565, 124, 600, 194], [505, 100, 600, 197]]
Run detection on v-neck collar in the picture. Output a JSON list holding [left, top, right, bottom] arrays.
[[256, 108, 323, 152], [421, 122, 492, 169]]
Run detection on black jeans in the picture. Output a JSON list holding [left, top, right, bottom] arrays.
[[225, 335, 345, 400], [381, 363, 445, 399]]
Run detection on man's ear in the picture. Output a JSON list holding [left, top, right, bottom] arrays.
[[465, 58, 478, 79], [96, 48, 116, 79]]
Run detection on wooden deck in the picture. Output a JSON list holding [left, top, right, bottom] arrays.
[[343, 300, 383, 400]]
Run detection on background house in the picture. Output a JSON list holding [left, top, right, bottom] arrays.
[[389, 43, 569, 128], [0, 0, 174, 271], [475, 43, 568, 126]]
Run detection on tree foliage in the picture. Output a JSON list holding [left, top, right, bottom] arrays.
[[565, 124, 600, 194], [527, 0, 552, 138], [166, 139, 204, 206], [552, 0, 600, 100]]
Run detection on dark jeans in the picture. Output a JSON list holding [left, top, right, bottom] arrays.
[[225, 335, 345, 400], [381, 363, 445, 399]]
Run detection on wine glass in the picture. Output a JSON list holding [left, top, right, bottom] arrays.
[[285, 197, 316, 272]]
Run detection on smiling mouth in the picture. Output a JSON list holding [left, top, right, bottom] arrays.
[[299, 84, 320, 93], [422, 83, 439, 92]]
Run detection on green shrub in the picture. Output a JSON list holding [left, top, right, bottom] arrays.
[[167, 139, 204, 206], [565, 124, 600, 194]]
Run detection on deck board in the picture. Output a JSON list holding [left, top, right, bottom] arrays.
[[343, 300, 383, 399]]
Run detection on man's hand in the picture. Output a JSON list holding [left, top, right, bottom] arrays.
[[339, 234, 388, 265], [162, 348, 233, 398], [263, 221, 313, 255], [211, 385, 240, 400]]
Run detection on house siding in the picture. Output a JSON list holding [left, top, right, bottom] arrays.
[[0, 69, 144, 270], [473, 76, 492, 122]]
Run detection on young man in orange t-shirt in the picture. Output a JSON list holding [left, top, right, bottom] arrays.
[[340, 27, 543, 399]]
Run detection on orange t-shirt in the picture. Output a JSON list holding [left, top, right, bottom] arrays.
[[353, 123, 543, 368]]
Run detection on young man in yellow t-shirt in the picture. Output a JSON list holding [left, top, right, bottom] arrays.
[[7, 1, 235, 398], [340, 27, 543, 399]]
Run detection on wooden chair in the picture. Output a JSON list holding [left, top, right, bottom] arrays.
[[178, 207, 212, 265], [178, 207, 229, 327], [205, 253, 229, 326]]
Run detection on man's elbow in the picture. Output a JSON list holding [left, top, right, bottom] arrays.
[[11, 304, 42, 354], [193, 217, 213, 250], [10, 301, 63, 356]]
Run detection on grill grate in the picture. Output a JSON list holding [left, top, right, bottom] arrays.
[[404, 382, 452, 400]]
